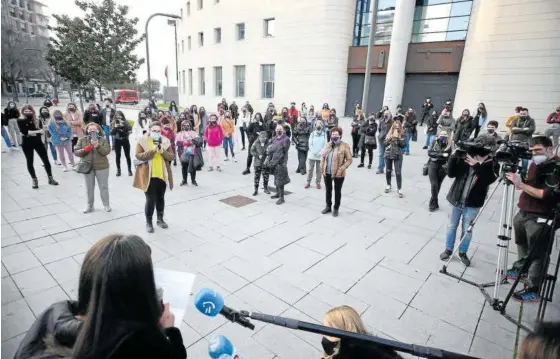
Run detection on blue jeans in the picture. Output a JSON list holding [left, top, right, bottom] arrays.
[[404, 131, 413, 154], [223, 136, 234, 158], [377, 142, 385, 171], [47, 142, 57, 161], [1, 126, 11, 147], [102, 125, 111, 143], [424, 134, 436, 148], [445, 205, 480, 253]]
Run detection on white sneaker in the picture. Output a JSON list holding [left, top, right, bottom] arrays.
[[384, 185, 391, 193], [55, 161, 62, 166], [12, 146, 19, 151], [83, 207, 94, 214], [397, 189, 403, 198], [63, 166, 68, 172], [104, 206, 112, 212], [224, 157, 229, 162]]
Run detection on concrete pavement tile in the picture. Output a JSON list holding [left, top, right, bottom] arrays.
[[1, 299, 35, 341], [51, 230, 81, 242], [12, 266, 57, 297], [362, 308, 430, 346], [279, 307, 322, 348], [268, 243, 324, 272], [147, 241, 172, 262], [379, 257, 431, 282], [1, 235, 24, 247], [475, 319, 517, 351], [2, 243, 28, 256], [25, 285, 70, 317], [309, 283, 369, 315], [236, 236, 279, 257], [368, 230, 431, 264], [221, 256, 276, 282], [293, 294, 332, 323], [178, 321, 203, 349], [1, 263, 8, 277], [185, 337, 210, 356], [425, 320, 473, 355], [11, 219, 44, 235], [202, 265, 249, 293], [25, 236, 56, 249], [295, 232, 346, 256], [154, 256, 198, 273], [1, 223, 17, 239], [1, 333, 26, 359], [369, 204, 411, 220], [213, 322, 276, 359], [469, 336, 513, 359], [29, 242, 75, 265], [19, 229, 51, 241], [2, 249, 42, 275], [271, 266, 321, 293], [45, 257, 81, 284], [178, 243, 235, 272], [2, 276, 23, 305], [254, 273, 307, 305], [253, 322, 321, 359], [348, 285, 408, 320], [234, 284, 290, 316], [59, 278, 79, 300]]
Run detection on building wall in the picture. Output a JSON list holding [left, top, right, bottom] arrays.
[[453, 0, 560, 128], [176, 0, 355, 113]]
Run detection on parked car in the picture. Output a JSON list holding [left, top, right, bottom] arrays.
[[115, 89, 139, 104], [29, 91, 47, 98]]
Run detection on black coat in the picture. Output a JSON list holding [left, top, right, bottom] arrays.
[[453, 116, 475, 143], [84, 111, 103, 126], [110, 119, 131, 140], [266, 135, 291, 187], [230, 103, 239, 119], [4, 106, 20, 120], [426, 112, 439, 135], [100, 326, 186, 359], [360, 121, 378, 148], [428, 140, 451, 164], [446, 153, 499, 208], [247, 121, 264, 144], [14, 300, 83, 359], [250, 139, 269, 168], [293, 122, 311, 151]]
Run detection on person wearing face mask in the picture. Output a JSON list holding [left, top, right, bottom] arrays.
[[505, 136, 560, 303], [156, 110, 165, 122], [230, 101, 239, 123], [250, 131, 271, 196], [204, 114, 224, 171], [423, 109, 439, 149], [376, 110, 393, 174], [473, 102, 488, 139], [74, 122, 111, 213], [64, 102, 84, 153], [48, 110, 75, 172], [480, 121, 502, 151], [38, 106, 58, 164], [427, 130, 452, 211], [264, 125, 291, 205], [245, 101, 254, 118], [420, 98, 434, 126], [134, 122, 174, 233], [440, 135, 499, 266], [133, 112, 149, 142], [452, 109, 475, 144], [288, 102, 299, 130], [160, 117, 177, 166], [350, 113, 364, 158], [218, 98, 229, 112], [177, 121, 200, 186], [505, 105, 523, 140], [17, 105, 59, 188], [544, 105, 560, 147], [110, 111, 133, 176], [168, 101, 179, 118], [320, 103, 330, 121], [436, 108, 456, 135], [326, 109, 339, 142], [4, 100, 21, 147], [305, 121, 327, 189], [358, 115, 377, 169], [264, 107, 276, 138], [384, 121, 406, 197], [221, 111, 236, 162], [278, 107, 293, 139], [143, 106, 153, 119], [354, 103, 363, 119], [84, 103, 102, 127], [198, 107, 208, 148], [402, 108, 417, 155], [293, 114, 312, 175], [321, 128, 352, 217], [99, 98, 115, 144], [243, 112, 265, 175], [376, 105, 389, 120], [238, 107, 250, 151]]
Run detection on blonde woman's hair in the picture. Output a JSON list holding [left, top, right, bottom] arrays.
[[388, 122, 403, 138], [323, 306, 368, 358], [50, 110, 71, 130]]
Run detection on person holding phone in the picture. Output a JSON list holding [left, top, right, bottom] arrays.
[[111, 110, 132, 176], [384, 120, 406, 198], [48, 110, 75, 172], [74, 123, 112, 213]]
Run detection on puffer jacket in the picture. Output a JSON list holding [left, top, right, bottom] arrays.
[[266, 134, 291, 187], [4, 103, 20, 119], [293, 121, 311, 152], [14, 300, 83, 359], [74, 135, 111, 170], [250, 138, 269, 168], [453, 116, 475, 143], [360, 121, 378, 148], [384, 135, 406, 160]]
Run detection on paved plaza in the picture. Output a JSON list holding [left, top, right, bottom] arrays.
[[1, 115, 559, 359]]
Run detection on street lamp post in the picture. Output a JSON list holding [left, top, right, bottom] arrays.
[[145, 13, 181, 96], [168, 19, 179, 86], [20, 48, 42, 104]]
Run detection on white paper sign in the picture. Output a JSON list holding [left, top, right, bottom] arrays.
[[154, 268, 196, 322]]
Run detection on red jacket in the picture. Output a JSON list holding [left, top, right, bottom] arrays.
[[546, 111, 560, 124], [288, 108, 299, 124]]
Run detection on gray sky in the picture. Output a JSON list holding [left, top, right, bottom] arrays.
[[46, 0, 180, 89]]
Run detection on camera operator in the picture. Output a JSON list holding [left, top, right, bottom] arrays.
[[110, 111, 132, 177], [427, 130, 452, 212], [510, 107, 535, 172], [440, 136, 499, 266], [505, 136, 560, 303]]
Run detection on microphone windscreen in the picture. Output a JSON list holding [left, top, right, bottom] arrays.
[[194, 288, 224, 317], [208, 334, 234, 358]]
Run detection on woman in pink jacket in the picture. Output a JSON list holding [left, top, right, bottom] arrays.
[[64, 102, 84, 152], [204, 114, 224, 172]]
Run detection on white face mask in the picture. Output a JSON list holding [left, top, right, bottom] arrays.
[[532, 154, 548, 165]]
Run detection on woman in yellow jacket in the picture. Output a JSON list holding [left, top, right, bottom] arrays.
[[221, 110, 236, 162], [321, 103, 330, 121]]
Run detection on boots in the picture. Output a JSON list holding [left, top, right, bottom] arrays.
[[32, 178, 39, 189], [180, 178, 188, 186], [128, 168, 133, 176], [270, 189, 280, 199], [48, 176, 59, 186], [276, 186, 285, 205], [156, 212, 168, 229], [252, 186, 258, 196], [263, 185, 270, 194], [242, 168, 251, 175], [116, 168, 121, 177], [191, 173, 198, 186], [146, 218, 154, 233]]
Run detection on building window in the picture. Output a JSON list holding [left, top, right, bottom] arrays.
[[181, 40, 184, 54], [182, 70, 186, 94], [213, 66, 222, 96], [198, 68, 205, 95], [180, 8, 183, 18], [188, 69, 193, 95], [234, 65, 245, 97], [264, 18, 275, 37], [198, 32, 204, 47], [261, 64, 275, 99], [187, 1, 191, 16], [188, 36, 191, 50], [197, 0, 203, 10], [352, 0, 395, 46], [214, 27, 221, 43], [411, 0, 472, 43], [236, 23, 245, 40], [9, 7, 15, 17]]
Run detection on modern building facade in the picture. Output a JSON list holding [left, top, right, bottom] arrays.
[[176, 0, 559, 126]]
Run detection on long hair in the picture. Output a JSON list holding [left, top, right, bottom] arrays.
[[20, 104, 40, 128], [50, 110, 71, 131], [114, 110, 126, 122], [477, 102, 487, 117], [388, 121, 403, 138], [72, 234, 162, 359]]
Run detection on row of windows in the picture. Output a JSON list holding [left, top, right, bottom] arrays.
[[353, 0, 472, 45], [179, 65, 275, 99], [10, 0, 32, 11], [179, 19, 275, 54], [181, 0, 219, 18]]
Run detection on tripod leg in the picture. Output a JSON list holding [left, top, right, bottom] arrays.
[[493, 184, 513, 300], [536, 216, 558, 320]]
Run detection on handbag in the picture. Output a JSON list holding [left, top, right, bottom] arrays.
[[364, 135, 377, 150], [76, 150, 94, 174], [184, 145, 194, 156]]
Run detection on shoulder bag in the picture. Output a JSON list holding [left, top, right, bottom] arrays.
[[75, 149, 94, 174]]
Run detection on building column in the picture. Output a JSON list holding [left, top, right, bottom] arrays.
[[382, 0, 415, 113]]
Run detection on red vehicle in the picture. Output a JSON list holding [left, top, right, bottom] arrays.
[[115, 89, 139, 105]]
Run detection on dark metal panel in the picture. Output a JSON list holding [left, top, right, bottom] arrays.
[[402, 74, 459, 114], [344, 74, 386, 116]]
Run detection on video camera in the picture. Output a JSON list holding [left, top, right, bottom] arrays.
[[495, 140, 532, 163], [455, 140, 490, 159]]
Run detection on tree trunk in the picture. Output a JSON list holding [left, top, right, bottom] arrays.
[[53, 86, 59, 99], [78, 85, 85, 113], [69, 85, 74, 103], [98, 85, 103, 102], [12, 80, 19, 102]]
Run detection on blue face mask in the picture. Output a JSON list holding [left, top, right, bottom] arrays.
[[439, 136, 447, 142]]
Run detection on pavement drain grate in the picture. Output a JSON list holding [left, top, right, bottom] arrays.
[[220, 195, 257, 208], [267, 187, 292, 195]]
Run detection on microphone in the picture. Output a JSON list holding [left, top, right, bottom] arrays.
[[194, 289, 255, 330], [208, 335, 234, 358]]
